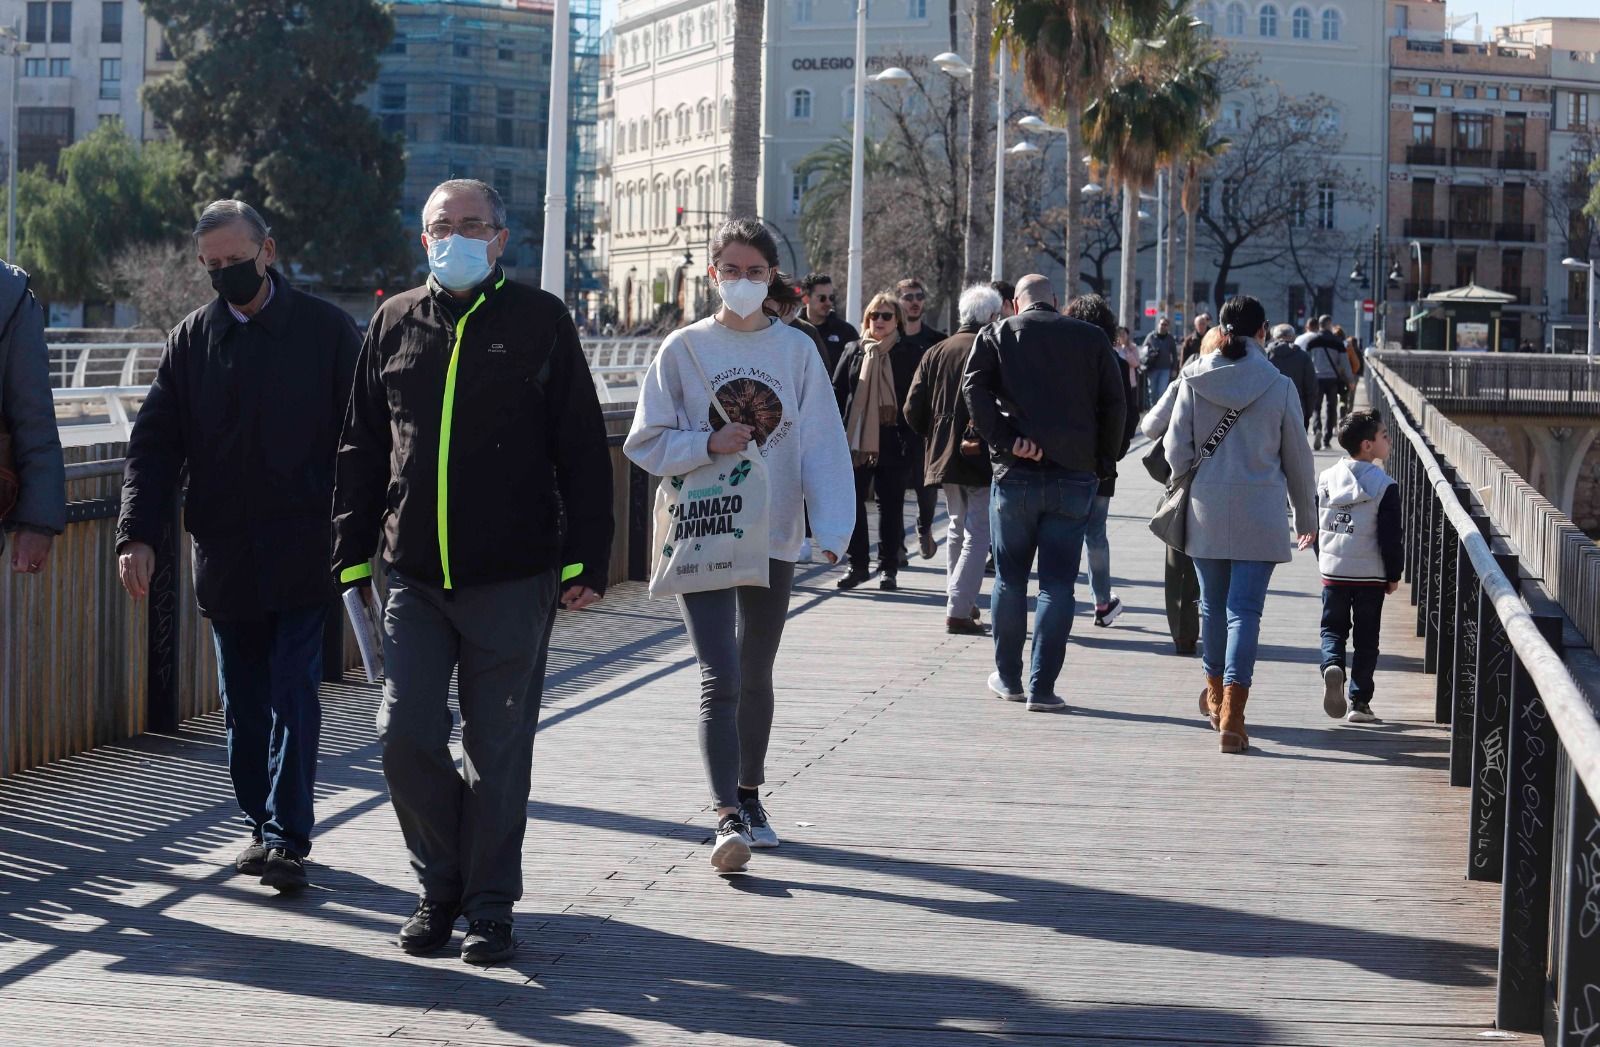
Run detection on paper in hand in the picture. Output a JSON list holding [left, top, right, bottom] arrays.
[[342, 586, 385, 683]]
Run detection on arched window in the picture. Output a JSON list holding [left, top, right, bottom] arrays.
[[721, 95, 733, 128], [674, 174, 689, 216], [1291, 6, 1311, 38], [795, 0, 813, 24], [1321, 7, 1341, 40], [653, 178, 668, 227], [1258, 4, 1278, 36], [628, 120, 638, 152], [701, 8, 713, 41], [695, 168, 710, 213], [719, 166, 730, 211], [1194, 1, 1218, 30], [675, 104, 690, 139], [790, 87, 813, 121], [697, 99, 711, 135], [725, 2, 734, 36], [1225, 2, 1246, 35]]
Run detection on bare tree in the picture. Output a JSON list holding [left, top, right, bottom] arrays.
[[107, 241, 213, 333]]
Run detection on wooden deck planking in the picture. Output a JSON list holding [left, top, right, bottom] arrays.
[[0, 446, 1517, 1045]]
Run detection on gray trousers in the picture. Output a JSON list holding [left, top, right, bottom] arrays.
[[943, 483, 991, 619], [376, 568, 558, 923], [678, 560, 795, 809]]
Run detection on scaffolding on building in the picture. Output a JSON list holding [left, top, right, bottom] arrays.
[[566, 0, 603, 321]]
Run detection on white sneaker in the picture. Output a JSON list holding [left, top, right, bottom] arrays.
[[988, 671, 1025, 702], [742, 800, 780, 849], [711, 814, 752, 872], [1346, 704, 1383, 724], [798, 539, 814, 563], [1321, 665, 1348, 719]]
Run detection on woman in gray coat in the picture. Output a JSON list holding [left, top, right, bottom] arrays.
[[1163, 296, 1317, 753]]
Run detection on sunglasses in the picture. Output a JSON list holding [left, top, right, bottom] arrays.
[[899, 291, 926, 302], [869, 312, 895, 322], [812, 293, 835, 302]]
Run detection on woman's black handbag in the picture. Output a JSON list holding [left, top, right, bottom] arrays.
[[1141, 440, 1170, 484]]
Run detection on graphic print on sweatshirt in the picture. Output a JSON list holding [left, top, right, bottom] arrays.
[[706, 365, 795, 455]]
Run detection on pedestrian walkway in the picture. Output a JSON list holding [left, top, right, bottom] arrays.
[[0, 446, 1509, 1046]]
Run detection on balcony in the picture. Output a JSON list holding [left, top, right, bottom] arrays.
[[1452, 148, 1494, 168], [1403, 218, 1448, 238], [1406, 144, 1449, 166], [1451, 220, 1493, 240], [1494, 223, 1537, 243], [1498, 150, 1538, 170]]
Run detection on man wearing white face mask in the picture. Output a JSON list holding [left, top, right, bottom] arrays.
[[331, 178, 613, 965]]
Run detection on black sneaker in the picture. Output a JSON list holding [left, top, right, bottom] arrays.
[[235, 839, 268, 876], [836, 569, 869, 590], [1347, 703, 1383, 724], [460, 919, 516, 966], [880, 575, 898, 592], [399, 899, 460, 955], [259, 847, 308, 893], [1093, 595, 1124, 627], [711, 813, 752, 872]]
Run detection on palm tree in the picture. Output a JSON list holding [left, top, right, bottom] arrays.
[[794, 135, 901, 269], [1178, 122, 1230, 335], [1083, 5, 1220, 330], [729, 0, 765, 218]]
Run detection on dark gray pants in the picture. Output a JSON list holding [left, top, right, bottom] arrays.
[[376, 568, 558, 924], [1164, 546, 1200, 651], [678, 560, 795, 809]]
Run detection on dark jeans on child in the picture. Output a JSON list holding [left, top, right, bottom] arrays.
[[1320, 585, 1385, 705]]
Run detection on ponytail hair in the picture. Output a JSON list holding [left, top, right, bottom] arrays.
[[1217, 295, 1266, 361]]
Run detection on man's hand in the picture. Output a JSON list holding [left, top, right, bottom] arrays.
[[561, 584, 601, 611], [708, 423, 754, 455], [1012, 438, 1045, 462], [118, 541, 155, 599], [1386, 580, 1399, 595], [1296, 533, 1316, 551], [10, 529, 54, 575]]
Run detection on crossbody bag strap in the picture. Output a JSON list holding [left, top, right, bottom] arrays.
[[677, 330, 735, 428], [1198, 406, 1242, 461]]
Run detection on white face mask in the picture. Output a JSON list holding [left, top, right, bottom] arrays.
[[717, 277, 769, 319]]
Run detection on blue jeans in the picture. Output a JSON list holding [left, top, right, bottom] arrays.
[[990, 468, 1098, 697], [210, 605, 326, 857], [1083, 494, 1112, 608], [1320, 585, 1386, 704], [1146, 367, 1172, 408], [1193, 558, 1276, 688]]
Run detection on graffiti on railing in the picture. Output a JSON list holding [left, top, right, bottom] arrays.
[[1471, 613, 1514, 876]]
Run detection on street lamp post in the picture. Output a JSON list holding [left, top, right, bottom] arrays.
[[1, 23, 28, 261], [541, 0, 571, 302], [845, 0, 869, 326], [992, 41, 1006, 280], [1563, 256, 1597, 357]]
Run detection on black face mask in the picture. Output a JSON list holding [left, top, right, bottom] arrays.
[[210, 250, 265, 306]]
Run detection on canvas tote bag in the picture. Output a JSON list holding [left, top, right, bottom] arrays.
[[647, 333, 772, 599], [1148, 403, 1241, 552]]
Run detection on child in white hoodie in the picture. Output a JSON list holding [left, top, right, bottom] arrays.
[[1315, 410, 1403, 723]]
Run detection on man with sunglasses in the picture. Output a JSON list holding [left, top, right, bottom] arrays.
[[895, 278, 946, 561], [332, 178, 613, 966], [800, 273, 858, 375]]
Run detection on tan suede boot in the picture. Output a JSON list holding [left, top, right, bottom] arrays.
[[1198, 675, 1223, 731], [1219, 683, 1250, 753]]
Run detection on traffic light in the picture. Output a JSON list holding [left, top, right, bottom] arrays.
[[675, 206, 684, 227]]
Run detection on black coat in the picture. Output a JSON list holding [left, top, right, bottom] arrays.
[[810, 311, 859, 377], [903, 324, 990, 488], [117, 269, 361, 619], [963, 304, 1127, 481], [1265, 339, 1319, 424], [832, 334, 928, 466], [331, 270, 614, 595]]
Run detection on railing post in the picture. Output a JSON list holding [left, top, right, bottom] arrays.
[[627, 461, 651, 583], [1451, 506, 1494, 785], [1495, 610, 1564, 1032], [1555, 763, 1600, 1044], [146, 487, 182, 733], [1467, 543, 1519, 883], [1426, 467, 1457, 684]]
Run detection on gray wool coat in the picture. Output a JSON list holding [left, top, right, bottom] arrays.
[[1162, 341, 1317, 563]]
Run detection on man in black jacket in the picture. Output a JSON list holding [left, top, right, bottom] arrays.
[[117, 200, 361, 894], [904, 283, 1000, 636], [331, 178, 613, 966], [897, 277, 947, 560], [963, 274, 1126, 713], [800, 273, 858, 375], [1264, 322, 1318, 429]]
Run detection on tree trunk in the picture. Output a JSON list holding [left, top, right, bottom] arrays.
[[963, 0, 993, 285], [1062, 95, 1084, 297], [1183, 198, 1198, 335], [1118, 182, 1138, 331], [1164, 160, 1178, 321], [729, 0, 765, 219]]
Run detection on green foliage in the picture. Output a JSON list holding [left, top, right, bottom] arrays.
[[1587, 155, 1600, 233], [142, 0, 410, 287], [2, 122, 191, 302]]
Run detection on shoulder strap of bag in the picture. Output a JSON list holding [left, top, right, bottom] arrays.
[[1198, 406, 1242, 461], [676, 330, 735, 428]]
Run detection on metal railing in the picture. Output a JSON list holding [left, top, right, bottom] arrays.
[[1371, 350, 1600, 417], [47, 342, 165, 389], [1366, 356, 1600, 1038], [1, 405, 654, 780]]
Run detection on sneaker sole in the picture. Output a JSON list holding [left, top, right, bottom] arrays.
[[399, 932, 455, 955], [749, 834, 781, 850], [462, 943, 517, 966], [1025, 701, 1069, 714], [1347, 712, 1383, 724], [1322, 667, 1347, 719], [711, 836, 752, 872], [1094, 604, 1124, 628]]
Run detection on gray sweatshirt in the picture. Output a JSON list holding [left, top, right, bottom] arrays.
[[1163, 341, 1318, 563], [624, 316, 857, 562]]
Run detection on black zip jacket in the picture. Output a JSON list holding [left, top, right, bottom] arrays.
[[963, 304, 1127, 480], [117, 269, 360, 619], [331, 270, 613, 595]]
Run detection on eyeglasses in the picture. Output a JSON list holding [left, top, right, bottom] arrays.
[[899, 291, 926, 302], [716, 264, 771, 282], [869, 311, 895, 322], [425, 220, 501, 240]]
